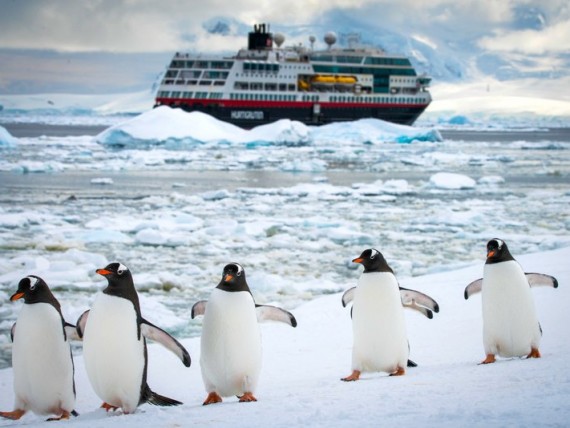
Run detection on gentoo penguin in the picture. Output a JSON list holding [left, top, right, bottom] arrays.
[[76, 262, 191, 414], [464, 238, 558, 364], [342, 269, 439, 368], [191, 263, 297, 405], [0, 276, 79, 421], [341, 249, 422, 381]]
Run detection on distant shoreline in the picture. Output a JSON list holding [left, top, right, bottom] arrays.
[[0, 122, 109, 138]]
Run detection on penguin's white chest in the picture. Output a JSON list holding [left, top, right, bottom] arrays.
[[482, 261, 541, 357], [83, 293, 144, 411], [351, 272, 408, 373], [200, 289, 261, 397], [12, 303, 75, 415]]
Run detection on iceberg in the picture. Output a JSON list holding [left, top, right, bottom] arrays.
[[0, 126, 18, 148], [95, 106, 442, 149]]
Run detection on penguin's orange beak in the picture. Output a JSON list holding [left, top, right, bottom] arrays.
[[487, 250, 496, 258], [224, 274, 234, 282], [10, 292, 25, 301], [352, 257, 363, 264], [96, 268, 112, 276]]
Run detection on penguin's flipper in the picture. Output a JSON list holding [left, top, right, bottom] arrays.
[[10, 323, 15, 342], [403, 301, 433, 319], [75, 310, 90, 338], [526, 273, 559, 289], [140, 319, 191, 367], [64, 322, 82, 341], [399, 287, 440, 313], [255, 305, 297, 327], [464, 279, 483, 300], [191, 300, 207, 318], [341, 287, 356, 307]]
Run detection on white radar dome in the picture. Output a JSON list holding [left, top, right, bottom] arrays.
[[324, 31, 337, 47], [274, 33, 285, 47]]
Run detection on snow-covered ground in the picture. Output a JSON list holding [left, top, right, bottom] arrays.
[[0, 245, 567, 427]]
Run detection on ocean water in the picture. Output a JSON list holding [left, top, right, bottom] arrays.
[[0, 118, 569, 369]]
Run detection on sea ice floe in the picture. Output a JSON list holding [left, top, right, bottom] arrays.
[[428, 172, 477, 190]]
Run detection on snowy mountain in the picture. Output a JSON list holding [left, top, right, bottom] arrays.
[[203, 5, 567, 83]]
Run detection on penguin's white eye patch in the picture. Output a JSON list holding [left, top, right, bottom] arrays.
[[27, 276, 38, 290], [117, 263, 128, 275], [234, 263, 244, 276], [370, 249, 378, 259], [494, 239, 504, 249]]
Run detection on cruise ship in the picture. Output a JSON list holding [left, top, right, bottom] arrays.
[[154, 24, 432, 127]]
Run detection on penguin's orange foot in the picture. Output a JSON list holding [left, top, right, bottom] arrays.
[[238, 392, 257, 403], [203, 392, 223, 406], [0, 409, 26, 420], [389, 367, 405, 376], [480, 354, 496, 365], [341, 370, 361, 382], [527, 348, 541, 359], [100, 402, 119, 412], [46, 411, 71, 421]]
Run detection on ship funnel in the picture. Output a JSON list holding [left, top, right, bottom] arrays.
[[248, 23, 273, 50]]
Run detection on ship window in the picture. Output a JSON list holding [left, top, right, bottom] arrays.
[[265, 83, 277, 91], [182, 92, 192, 98], [279, 83, 287, 91], [288, 84, 295, 91], [171, 91, 181, 98], [251, 83, 262, 90], [181, 70, 201, 79], [158, 91, 169, 98], [336, 56, 363, 64]]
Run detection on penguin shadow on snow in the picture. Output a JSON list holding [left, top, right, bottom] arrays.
[[0, 276, 81, 422], [464, 238, 559, 365], [191, 262, 297, 406], [340, 248, 440, 382]]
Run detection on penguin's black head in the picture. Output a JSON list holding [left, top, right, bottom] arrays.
[[96, 262, 140, 311], [486, 238, 515, 264], [96, 262, 135, 292], [352, 248, 393, 273], [217, 263, 251, 293], [10, 275, 56, 305], [96, 262, 130, 281]]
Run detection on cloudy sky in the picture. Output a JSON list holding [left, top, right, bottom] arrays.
[[0, 0, 568, 94]]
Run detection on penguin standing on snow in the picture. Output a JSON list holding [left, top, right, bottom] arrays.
[[464, 238, 558, 364], [76, 262, 191, 414], [0, 276, 79, 421], [341, 249, 439, 381], [191, 263, 297, 405]]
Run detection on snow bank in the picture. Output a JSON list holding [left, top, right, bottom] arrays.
[[0, 246, 568, 427]]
